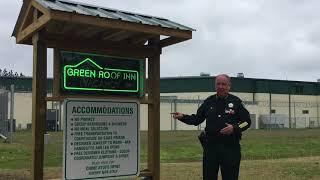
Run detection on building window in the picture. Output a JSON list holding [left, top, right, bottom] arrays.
[[302, 110, 309, 114], [270, 109, 276, 114]]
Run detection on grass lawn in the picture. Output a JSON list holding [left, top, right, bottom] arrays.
[[0, 129, 320, 179], [1, 156, 320, 180]]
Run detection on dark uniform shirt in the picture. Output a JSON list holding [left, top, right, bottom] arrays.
[[181, 94, 251, 144]]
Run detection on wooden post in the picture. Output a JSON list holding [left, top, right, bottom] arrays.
[[147, 36, 161, 180], [31, 9, 47, 180], [53, 48, 60, 97]]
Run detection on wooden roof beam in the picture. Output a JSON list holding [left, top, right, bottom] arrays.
[[32, 0, 51, 16], [46, 21, 79, 35], [160, 37, 188, 48], [17, 14, 51, 44], [16, 0, 51, 44], [79, 27, 106, 38], [43, 35, 161, 58], [19, 3, 33, 33], [128, 33, 158, 45], [103, 30, 135, 41], [50, 10, 192, 39]]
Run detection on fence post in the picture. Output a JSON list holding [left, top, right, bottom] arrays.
[[293, 101, 296, 128], [289, 93, 291, 128], [173, 99, 177, 131], [317, 99, 319, 128], [0, 89, 9, 139], [9, 85, 14, 143], [269, 93, 272, 131], [197, 95, 201, 130], [170, 101, 173, 131]]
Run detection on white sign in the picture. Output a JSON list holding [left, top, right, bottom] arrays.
[[63, 98, 139, 180]]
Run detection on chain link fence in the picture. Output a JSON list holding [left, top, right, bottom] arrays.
[[159, 96, 320, 130], [1, 93, 319, 131], [0, 88, 9, 138]]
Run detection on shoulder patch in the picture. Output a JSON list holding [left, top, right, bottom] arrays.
[[241, 101, 246, 107]]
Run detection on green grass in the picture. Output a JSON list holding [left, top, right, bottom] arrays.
[[0, 129, 320, 169], [2, 157, 319, 180], [242, 129, 320, 160]]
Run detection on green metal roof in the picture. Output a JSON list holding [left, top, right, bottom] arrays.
[[36, 0, 195, 31], [13, 0, 194, 47], [160, 76, 320, 95], [0, 76, 319, 95], [0, 77, 52, 93]]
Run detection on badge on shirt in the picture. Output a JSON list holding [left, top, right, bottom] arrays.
[[225, 109, 235, 115], [226, 103, 235, 115], [228, 103, 234, 108]]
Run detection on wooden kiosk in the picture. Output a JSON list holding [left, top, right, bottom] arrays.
[[12, 0, 194, 179]]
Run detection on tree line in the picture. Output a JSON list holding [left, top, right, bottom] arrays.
[[0, 68, 25, 77]]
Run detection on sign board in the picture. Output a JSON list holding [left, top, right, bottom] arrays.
[[63, 98, 139, 180], [60, 51, 144, 96]]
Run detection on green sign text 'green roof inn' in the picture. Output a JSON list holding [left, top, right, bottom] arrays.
[[61, 51, 144, 95]]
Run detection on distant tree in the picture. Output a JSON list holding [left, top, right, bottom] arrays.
[[0, 68, 25, 77], [2, 68, 8, 76], [9, 70, 14, 77]]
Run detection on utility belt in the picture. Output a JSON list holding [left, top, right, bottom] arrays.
[[198, 131, 240, 149]]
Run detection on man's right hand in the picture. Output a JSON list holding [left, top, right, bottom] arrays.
[[171, 112, 184, 120]]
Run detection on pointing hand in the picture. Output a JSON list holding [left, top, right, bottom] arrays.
[[171, 112, 183, 120]]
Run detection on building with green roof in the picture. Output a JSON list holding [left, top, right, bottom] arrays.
[[0, 76, 319, 130]]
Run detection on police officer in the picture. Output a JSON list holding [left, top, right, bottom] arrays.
[[172, 74, 251, 180]]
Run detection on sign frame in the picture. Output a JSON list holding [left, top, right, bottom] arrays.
[[60, 51, 145, 96], [63, 98, 140, 180]]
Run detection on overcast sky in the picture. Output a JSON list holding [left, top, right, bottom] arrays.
[[1, 0, 320, 82]]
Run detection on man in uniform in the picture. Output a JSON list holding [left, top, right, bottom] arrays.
[[172, 74, 251, 180]]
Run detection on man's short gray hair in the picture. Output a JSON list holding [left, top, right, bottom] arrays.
[[215, 74, 231, 85]]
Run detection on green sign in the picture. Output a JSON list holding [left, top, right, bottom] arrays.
[[61, 51, 144, 96]]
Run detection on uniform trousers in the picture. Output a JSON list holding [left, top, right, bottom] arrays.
[[202, 141, 241, 180]]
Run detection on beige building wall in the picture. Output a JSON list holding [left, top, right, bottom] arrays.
[[290, 95, 318, 128], [254, 93, 271, 101], [160, 102, 173, 131], [232, 92, 254, 101], [245, 104, 259, 129], [10, 92, 320, 130], [140, 104, 148, 131], [14, 93, 54, 129], [14, 93, 32, 129], [162, 92, 254, 101], [162, 92, 211, 100], [248, 93, 319, 128], [176, 103, 200, 130], [270, 94, 290, 115]]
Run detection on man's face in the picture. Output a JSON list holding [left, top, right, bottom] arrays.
[[215, 76, 230, 97]]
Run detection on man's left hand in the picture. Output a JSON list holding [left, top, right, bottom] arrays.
[[220, 123, 234, 135]]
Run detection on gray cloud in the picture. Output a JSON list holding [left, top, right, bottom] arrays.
[[1, 0, 320, 81]]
